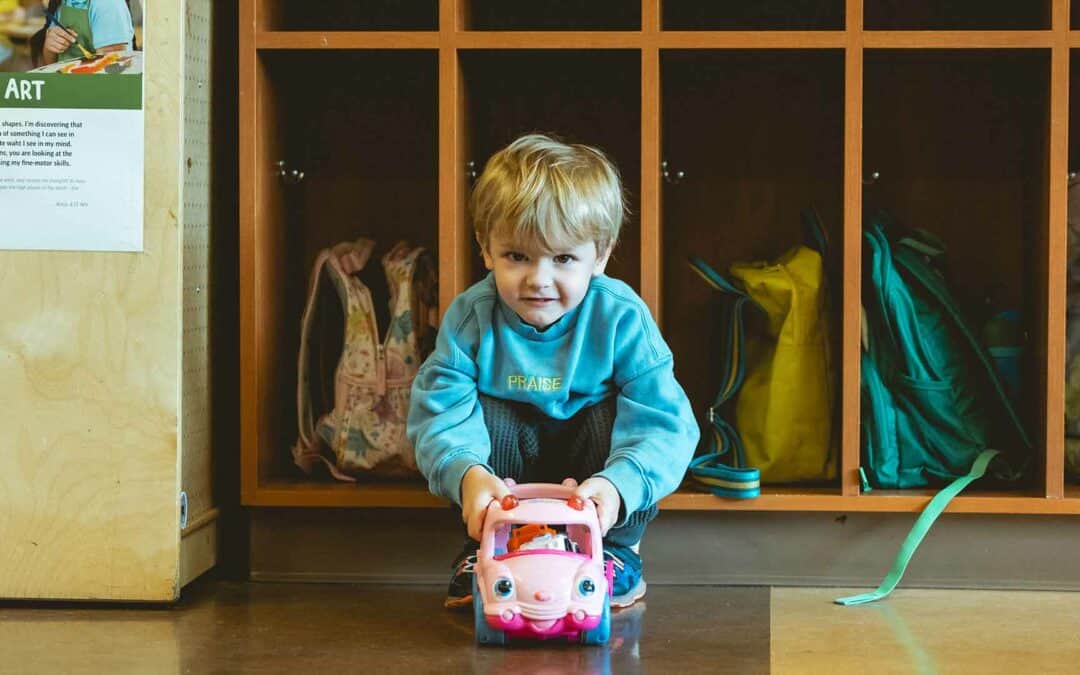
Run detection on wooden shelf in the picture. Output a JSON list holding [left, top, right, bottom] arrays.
[[862, 31, 1055, 48], [247, 481, 1080, 514], [455, 32, 643, 49], [252, 29, 1077, 51], [656, 31, 846, 48]]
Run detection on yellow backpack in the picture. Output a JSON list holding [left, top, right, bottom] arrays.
[[689, 210, 837, 491]]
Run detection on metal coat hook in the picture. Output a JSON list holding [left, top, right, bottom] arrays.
[[1069, 170, 1077, 181], [863, 170, 881, 185], [466, 161, 479, 183], [276, 160, 305, 185], [661, 160, 686, 185]]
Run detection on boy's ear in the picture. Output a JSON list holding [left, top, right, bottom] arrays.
[[593, 245, 613, 276]]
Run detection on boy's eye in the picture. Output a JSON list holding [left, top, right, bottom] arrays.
[[553, 254, 576, 264], [505, 252, 527, 262]]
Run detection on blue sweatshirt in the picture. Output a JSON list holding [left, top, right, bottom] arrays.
[[407, 273, 699, 525]]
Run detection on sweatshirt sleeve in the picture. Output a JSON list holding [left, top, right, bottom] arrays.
[[407, 299, 493, 505], [594, 305, 700, 525]]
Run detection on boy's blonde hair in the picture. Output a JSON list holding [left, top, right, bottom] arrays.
[[471, 133, 626, 257]]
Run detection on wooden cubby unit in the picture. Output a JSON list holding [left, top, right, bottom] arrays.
[[240, 1, 1079, 516]]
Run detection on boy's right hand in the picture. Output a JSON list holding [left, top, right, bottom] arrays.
[[460, 465, 513, 541], [44, 26, 78, 59]]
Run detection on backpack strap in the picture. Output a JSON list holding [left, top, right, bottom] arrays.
[[292, 239, 375, 482], [686, 256, 762, 498], [835, 448, 998, 606]]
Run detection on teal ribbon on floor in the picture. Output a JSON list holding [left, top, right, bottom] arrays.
[[835, 449, 999, 606]]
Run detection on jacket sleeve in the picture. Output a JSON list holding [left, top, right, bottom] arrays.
[[594, 309, 700, 526], [407, 304, 493, 506]]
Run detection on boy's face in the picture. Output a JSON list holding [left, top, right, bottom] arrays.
[[482, 235, 611, 330]]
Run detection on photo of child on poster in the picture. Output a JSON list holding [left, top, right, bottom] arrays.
[[0, 0, 142, 73]]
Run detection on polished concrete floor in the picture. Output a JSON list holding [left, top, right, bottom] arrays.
[[2, 577, 1079, 674]]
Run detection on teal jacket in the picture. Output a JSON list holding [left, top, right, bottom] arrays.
[[407, 273, 699, 524]]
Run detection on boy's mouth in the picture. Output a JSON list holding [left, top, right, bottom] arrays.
[[521, 298, 557, 305]]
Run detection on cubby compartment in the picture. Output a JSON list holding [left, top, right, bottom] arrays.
[[662, 1, 844, 31], [863, 50, 1050, 489], [864, 1, 1050, 31], [252, 50, 439, 487], [661, 50, 845, 485], [259, 0, 438, 31], [460, 50, 641, 289], [464, 1, 639, 31]]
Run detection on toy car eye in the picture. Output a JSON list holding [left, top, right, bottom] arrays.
[[494, 577, 514, 598], [578, 578, 596, 596]]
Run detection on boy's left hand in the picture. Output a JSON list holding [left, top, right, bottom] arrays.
[[571, 477, 621, 535]]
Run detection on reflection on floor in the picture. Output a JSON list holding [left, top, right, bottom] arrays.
[[772, 588, 1080, 674], [2, 579, 1079, 674]]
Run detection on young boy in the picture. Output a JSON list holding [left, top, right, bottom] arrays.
[[407, 133, 698, 610]]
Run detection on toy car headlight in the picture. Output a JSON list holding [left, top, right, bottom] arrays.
[[493, 577, 514, 599], [577, 578, 597, 596]]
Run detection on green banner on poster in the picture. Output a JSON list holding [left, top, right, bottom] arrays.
[[1, 73, 142, 110]]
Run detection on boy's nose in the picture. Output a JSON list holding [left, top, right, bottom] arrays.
[[526, 264, 553, 289]]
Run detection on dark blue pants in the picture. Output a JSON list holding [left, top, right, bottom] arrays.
[[471, 393, 657, 547]]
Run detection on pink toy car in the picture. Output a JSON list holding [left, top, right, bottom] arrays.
[[473, 483, 613, 645]]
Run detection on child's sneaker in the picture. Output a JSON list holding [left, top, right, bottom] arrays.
[[444, 541, 478, 609], [603, 543, 647, 608]]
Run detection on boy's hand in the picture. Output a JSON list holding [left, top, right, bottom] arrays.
[[460, 465, 513, 541], [572, 477, 621, 535], [43, 25, 78, 59]]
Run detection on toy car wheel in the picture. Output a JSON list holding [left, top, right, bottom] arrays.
[[579, 596, 611, 645], [473, 575, 507, 645]]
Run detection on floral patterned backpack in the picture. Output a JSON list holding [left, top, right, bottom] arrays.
[[292, 239, 437, 481]]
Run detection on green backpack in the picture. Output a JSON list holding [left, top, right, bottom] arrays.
[[836, 218, 1031, 606]]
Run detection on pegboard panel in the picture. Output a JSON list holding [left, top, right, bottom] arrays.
[[182, 0, 213, 523]]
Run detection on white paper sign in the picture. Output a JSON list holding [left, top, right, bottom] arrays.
[[0, 109, 144, 251], [0, 10, 144, 252]]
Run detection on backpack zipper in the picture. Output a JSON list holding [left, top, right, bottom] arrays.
[[376, 343, 386, 397]]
